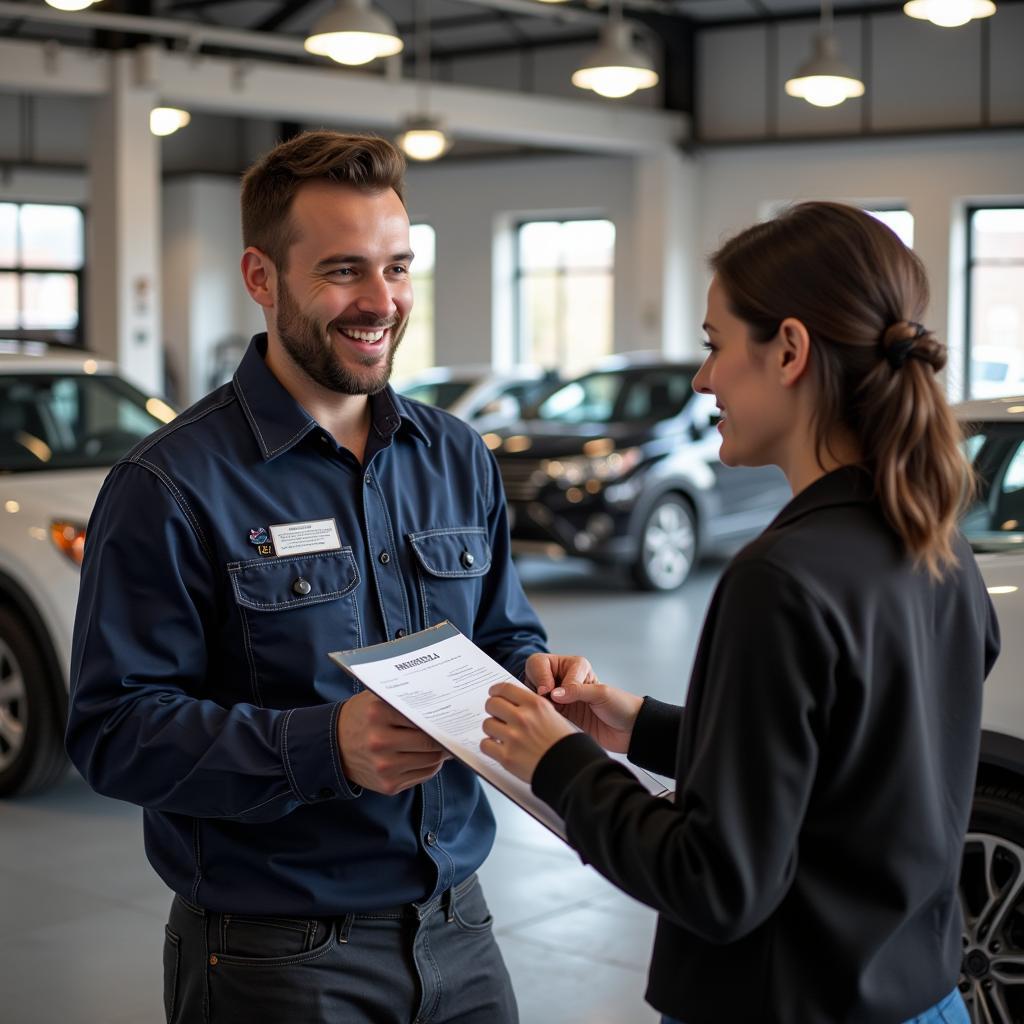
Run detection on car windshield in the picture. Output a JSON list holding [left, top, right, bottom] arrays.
[[533, 368, 694, 425], [0, 372, 172, 473], [399, 380, 474, 409], [960, 419, 1024, 553]]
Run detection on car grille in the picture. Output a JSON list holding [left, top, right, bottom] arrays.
[[498, 459, 546, 501]]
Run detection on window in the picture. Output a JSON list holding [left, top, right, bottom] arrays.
[[535, 367, 693, 426], [0, 203, 85, 346], [393, 223, 435, 378], [516, 218, 615, 376], [0, 371, 170, 473], [967, 207, 1024, 400], [865, 209, 914, 249]]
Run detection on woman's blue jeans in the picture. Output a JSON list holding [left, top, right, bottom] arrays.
[[661, 986, 969, 1024]]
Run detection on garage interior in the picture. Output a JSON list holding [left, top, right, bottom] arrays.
[[0, 0, 1022, 1020]]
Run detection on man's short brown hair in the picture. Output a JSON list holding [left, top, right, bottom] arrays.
[[240, 130, 406, 271]]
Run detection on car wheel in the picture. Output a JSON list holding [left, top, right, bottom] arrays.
[[0, 607, 66, 797], [630, 494, 697, 592], [959, 784, 1024, 1022]]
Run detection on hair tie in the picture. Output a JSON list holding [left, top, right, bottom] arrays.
[[883, 321, 927, 370]]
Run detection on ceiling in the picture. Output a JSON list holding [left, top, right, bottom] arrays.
[[0, 0, 911, 67]]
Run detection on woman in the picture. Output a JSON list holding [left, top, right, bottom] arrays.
[[482, 202, 1000, 1024]]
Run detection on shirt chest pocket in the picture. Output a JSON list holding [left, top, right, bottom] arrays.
[[407, 528, 491, 636], [227, 550, 362, 708]]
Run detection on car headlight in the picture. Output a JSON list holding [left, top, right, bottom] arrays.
[[543, 447, 643, 486], [50, 520, 86, 567]]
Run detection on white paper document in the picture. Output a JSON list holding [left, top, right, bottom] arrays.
[[329, 621, 671, 843]]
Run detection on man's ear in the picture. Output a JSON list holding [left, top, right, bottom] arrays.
[[776, 317, 812, 388], [240, 247, 277, 310]]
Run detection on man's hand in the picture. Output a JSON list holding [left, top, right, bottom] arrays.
[[337, 691, 449, 795], [481, 682, 577, 784], [524, 652, 595, 695]]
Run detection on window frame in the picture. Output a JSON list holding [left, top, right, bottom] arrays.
[[965, 203, 1024, 401], [0, 201, 87, 348], [513, 216, 615, 370]]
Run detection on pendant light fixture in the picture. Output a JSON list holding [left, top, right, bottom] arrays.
[[784, 0, 864, 108], [903, 0, 995, 27], [571, 0, 659, 100], [44, 0, 99, 9], [396, 0, 450, 162], [304, 0, 403, 67], [149, 107, 191, 137]]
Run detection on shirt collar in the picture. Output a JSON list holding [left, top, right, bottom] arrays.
[[767, 464, 875, 532], [233, 334, 430, 461]]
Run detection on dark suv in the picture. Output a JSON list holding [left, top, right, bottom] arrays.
[[488, 356, 791, 590]]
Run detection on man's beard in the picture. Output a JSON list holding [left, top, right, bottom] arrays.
[[275, 280, 406, 396]]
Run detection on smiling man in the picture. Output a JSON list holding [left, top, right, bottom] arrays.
[[67, 131, 588, 1024]]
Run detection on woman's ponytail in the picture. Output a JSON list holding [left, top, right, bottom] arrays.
[[856, 321, 969, 578]]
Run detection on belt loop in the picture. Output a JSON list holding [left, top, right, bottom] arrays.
[[338, 912, 355, 944], [445, 886, 455, 924]]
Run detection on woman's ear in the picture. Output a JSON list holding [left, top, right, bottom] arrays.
[[776, 317, 811, 388]]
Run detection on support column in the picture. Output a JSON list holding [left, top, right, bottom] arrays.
[[87, 50, 162, 394], [630, 150, 701, 359]]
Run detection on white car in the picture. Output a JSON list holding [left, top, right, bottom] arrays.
[[955, 395, 1024, 1020], [395, 365, 562, 431], [0, 344, 174, 796]]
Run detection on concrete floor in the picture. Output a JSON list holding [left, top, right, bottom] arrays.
[[0, 555, 725, 1024]]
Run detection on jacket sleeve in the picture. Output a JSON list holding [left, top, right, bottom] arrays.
[[532, 559, 835, 944], [470, 444, 548, 679], [66, 460, 353, 822], [627, 696, 685, 777]]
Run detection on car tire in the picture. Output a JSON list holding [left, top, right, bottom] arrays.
[[959, 784, 1024, 1022], [630, 494, 697, 592], [0, 606, 67, 797]]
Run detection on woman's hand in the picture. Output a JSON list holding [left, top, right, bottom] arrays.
[[482, 683, 577, 784], [547, 679, 643, 754]]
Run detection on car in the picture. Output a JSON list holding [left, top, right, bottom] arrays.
[[395, 365, 563, 431], [486, 354, 793, 591], [0, 342, 175, 796], [955, 395, 1024, 1019]]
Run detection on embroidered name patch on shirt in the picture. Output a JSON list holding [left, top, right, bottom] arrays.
[[268, 518, 342, 556]]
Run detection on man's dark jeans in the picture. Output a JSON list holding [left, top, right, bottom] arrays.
[[164, 874, 517, 1024]]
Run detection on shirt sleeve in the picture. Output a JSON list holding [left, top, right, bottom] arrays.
[[66, 460, 354, 822], [470, 444, 547, 679], [531, 559, 836, 944]]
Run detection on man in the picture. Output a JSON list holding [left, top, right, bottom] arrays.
[[67, 130, 589, 1024]]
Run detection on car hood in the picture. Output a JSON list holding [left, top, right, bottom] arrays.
[[492, 421, 657, 459], [0, 467, 109, 524]]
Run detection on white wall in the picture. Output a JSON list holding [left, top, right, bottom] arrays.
[[406, 154, 639, 368], [162, 176, 263, 405], [694, 131, 1024, 396]]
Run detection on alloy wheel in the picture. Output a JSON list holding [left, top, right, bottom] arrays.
[[960, 829, 1024, 1022], [641, 498, 696, 591], [0, 635, 28, 773]]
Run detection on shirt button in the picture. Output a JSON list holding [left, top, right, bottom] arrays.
[[425, 831, 438, 846], [461, 550, 475, 568], [395, 629, 407, 639], [292, 578, 312, 596], [379, 551, 391, 565]]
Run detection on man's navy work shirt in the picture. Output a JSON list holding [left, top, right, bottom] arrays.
[[67, 334, 547, 916]]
